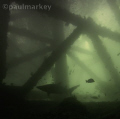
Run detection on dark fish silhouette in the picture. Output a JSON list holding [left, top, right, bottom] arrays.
[[117, 53, 120, 56], [86, 78, 95, 83], [37, 83, 80, 96], [91, 96, 99, 99]]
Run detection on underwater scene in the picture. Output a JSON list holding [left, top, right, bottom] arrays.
[[1, 0, 120, 118]]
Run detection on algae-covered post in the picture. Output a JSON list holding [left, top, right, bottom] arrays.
[[0, 0, 10, 84]]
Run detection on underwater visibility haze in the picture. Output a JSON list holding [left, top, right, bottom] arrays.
[[1, 0, 120, 118]]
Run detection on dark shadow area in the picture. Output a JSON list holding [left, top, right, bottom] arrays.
[[0, 0, 120, 119]]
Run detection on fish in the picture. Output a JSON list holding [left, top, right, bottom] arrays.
[[91, 96, 99, 99], [86, 78, 95, 83], [117, 53, 120, 56], [68, 85, 80, 94], [36, 83, 80, 96]]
